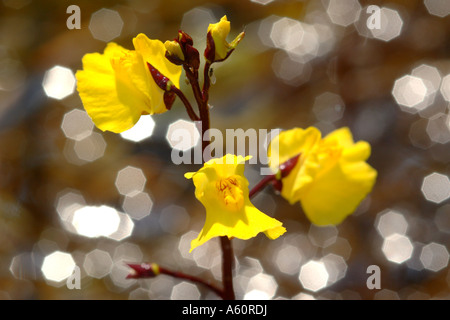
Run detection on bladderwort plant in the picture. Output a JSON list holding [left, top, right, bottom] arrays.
[[75, 15, 377, 300]]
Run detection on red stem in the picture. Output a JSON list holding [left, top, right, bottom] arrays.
[[159, 266, 224, 299], [249, 174, 277, 199], [171, 86, 200, 121]]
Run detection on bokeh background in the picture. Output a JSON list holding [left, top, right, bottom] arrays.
[[0, 0, 449, 300]]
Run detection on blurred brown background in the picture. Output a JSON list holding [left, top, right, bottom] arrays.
[[0, 0, 449, 299]]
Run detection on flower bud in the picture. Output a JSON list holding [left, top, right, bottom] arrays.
[[164, 91, 176, 110], [164, 40, 184, 65], [147, 62, 173, 91], [205, 16, 245, 62]]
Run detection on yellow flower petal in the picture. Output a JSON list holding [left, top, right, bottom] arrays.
[[300, 159, 377, 225], [207, 16, 244, 61], [190, 201, 285, 252], [133, 33, 182, 89], [268, 127, 377, 226], [76, 35, 182, 133], [164, 40, 184, 60], [208, 16, 231, 60], [76, 43, 150, 133], [186, 154, 285, 252], [268, 127, 322, 204]]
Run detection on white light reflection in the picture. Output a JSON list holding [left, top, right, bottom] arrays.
[[61, 109, 94, 141], [171, 282, 201, 300], [71, 205, 120, 238], [421, 172, 450, 204], [41, 251, 76, 282], [122, 191, 153, 220], [420, 242, 449, 272], [375, 209, 408, 238], [89, 8, 124, 42], [245, 273, 278, 299], [73, 132, 107, 162], [42, 66, 76, 100], [115, 166, 147, 197], [120, 115, 155, 142], [440, 74, 450, 101], [244, 289, 270, 300], [392, 75, 428, 112], [271, 51, 312, 86], [298, 260, 329, 292], [275, 244, 303, 275], [382, 233, 414, 264], [83, 249, 113, 279], [424, 0, 450, 18], [426, 113, 450, 144], [250, 0, 275, 5], [166, 119, 200, 151], [370, 8, 403, 42], [326, 0, 361, 27], [411, 64, 442, 112], [321, 254, 347, 285]]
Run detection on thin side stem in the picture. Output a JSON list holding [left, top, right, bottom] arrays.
[[159, 266, 224, 299], [249, 174, 276, 199], [202, 61, 212, 103], [171, 87, 200, 121], [184, 66, 204, 110], [185, 65, 211, 158]]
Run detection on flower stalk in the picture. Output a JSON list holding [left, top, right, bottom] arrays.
[[127, 263, 224, 299]]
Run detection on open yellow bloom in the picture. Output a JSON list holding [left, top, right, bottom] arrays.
[[269, 127, 377, 226], [185, 154, 286, 252], [76, 34, 182, 133], [207, 16, 244, 61]]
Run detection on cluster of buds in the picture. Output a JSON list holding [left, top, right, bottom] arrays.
[[147, 15, 245, 112], [164, 31, 200, 70]]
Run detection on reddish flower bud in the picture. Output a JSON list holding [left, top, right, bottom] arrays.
[[272, 179, 283, 192], [164, 91, 176, 110], [204, 31, 216, 63], [279, 153, 301, 178], [126, 263, 160, 279], [184, 44, 200, 70], [147, 62, 173, 91], [178, 30, 193, 47]]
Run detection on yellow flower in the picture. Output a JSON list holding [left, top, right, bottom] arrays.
[[269, 127, 377, 226], [207, 16, 244, 61], [185, 154, 286, 252], [76, 34, 182, 133]]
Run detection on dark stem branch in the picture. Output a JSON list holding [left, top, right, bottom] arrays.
[[219, 237, 235, 300], [202, 61, 212, 103], [171, 86, 200, 121], [159, 266, 224, 299], [249, 174, 277, 199]]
